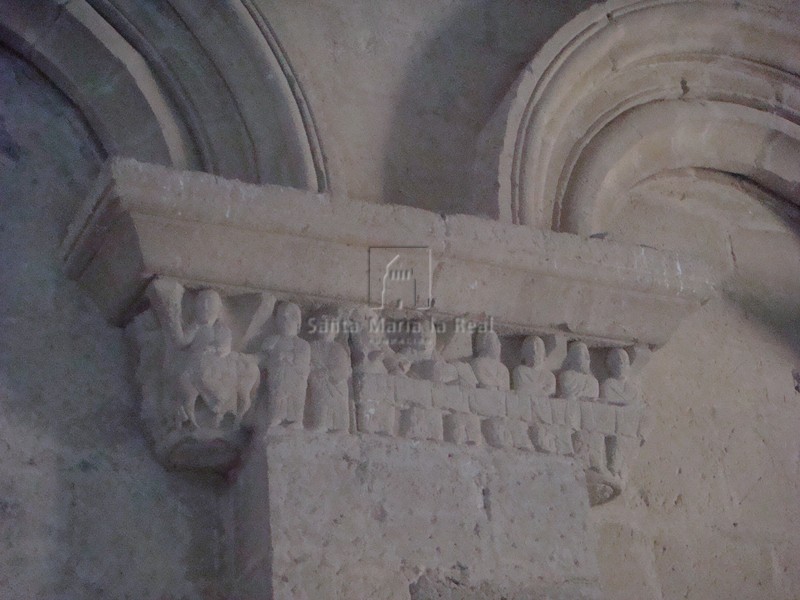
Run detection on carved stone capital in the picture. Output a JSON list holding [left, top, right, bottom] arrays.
[[64, 161, 682, 499], [126, 279, 274, 471]]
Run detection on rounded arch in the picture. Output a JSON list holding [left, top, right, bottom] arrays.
[[0, 0, 329, 191], [475, 0, 800, 232]]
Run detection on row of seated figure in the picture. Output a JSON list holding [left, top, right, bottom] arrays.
[[348, 309, 640, 406], [142, 281, 639, 438]]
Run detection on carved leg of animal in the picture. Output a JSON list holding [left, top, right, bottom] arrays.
[[178, 375, 200, 428], [234, 378, 255, 428]]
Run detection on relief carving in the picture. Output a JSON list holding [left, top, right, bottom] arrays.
[[129, 288, 647, 504], [128, 279, 271, 470], [306, 314, 352, 433], [349, 307, 408, 375], [470, 331, 510, 391], [600, 348, 640, 406], [512, 335, 556, 397], [260, 302, 311, 429], [557, 341, 599, 400], [403, 319, 476, 387]]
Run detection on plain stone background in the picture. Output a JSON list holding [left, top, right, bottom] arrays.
[[2, 1, 800, 598]]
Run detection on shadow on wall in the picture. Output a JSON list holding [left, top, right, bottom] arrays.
[[722, 200, 800, 359], [0, 48, 228, 598], [382, 0, 597, 217]]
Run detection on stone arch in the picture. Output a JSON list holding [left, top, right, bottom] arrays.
[[0, 0, 328, 191], [475, 0, 800, 231]]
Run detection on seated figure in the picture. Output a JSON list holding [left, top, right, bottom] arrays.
[[512, 335, 556, 397], [557, 341, 599, 400], [600, 348, 640, 406], [470, 331, 510, 391], [349, 308, 409, 375]]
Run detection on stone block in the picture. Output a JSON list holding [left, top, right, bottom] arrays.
[[551, 398, 568, 425], [532, 396, 553, 424], [573, 431, 607, 471], [506, 391, 532, 421], [508, 420, 533, 451], [354, 373, 394, 405], [616, 405, 642, 437], [593, 403, 617, 435], [566, 399, 582, 429], [356, 398, 396, 436], [552, 425, 575, 455], [431, 383, 469, 412], [580, 401, 596, 431], [244, 430, 602, 598], [442, 412, 483, 446], [529, 422, 557, 454], [482, 417, 513, 448], [398, 408, 443, 441], [394, 375, 433, 409], [467, 388, 506, 418]]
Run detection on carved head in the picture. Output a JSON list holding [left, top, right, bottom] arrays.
[[195, 289, 223, 325], [401, 318, 436, 359], [275, 302, 302, 336], [565, 341, 591, 374], [314, 314, 338, 342], [520, 335, 546, 368], [606, 348, 630, 378], [475, 331, 502, 360]]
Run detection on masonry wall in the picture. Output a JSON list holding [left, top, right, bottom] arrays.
[[1, 2, 800, 599], [0, 48, 226, 598]]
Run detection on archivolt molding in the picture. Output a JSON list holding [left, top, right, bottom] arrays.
[[0, 0, 328, 191], [475, 0, 800, 232]]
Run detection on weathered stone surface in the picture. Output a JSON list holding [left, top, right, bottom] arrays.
[[593, 404, 617, 436], [616, 406, 643, 437], [551, 398, 568, 426], [530, 422, 557, 454], [356, 398, 396, 436], [508, 420, 534, 451], [442, 412, 483, 446], [229, 430, 602, 599], [432, 384, 469, 413], [505, 391, 532, 422], [466, 388, 506, 418], [395, 375, 434, 409], [62, 159, 715, 345], [565, 399, 582, 430], [7, 1, 800, 599], [481, 417, 513, 449], [532, 396, 554, 425], [398, 408, 444, 441]]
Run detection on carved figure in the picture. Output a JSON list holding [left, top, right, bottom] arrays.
[[401, 318, 478, 387], [307, 316, 352, 432], [600, 348, 640, 406], [401, 319, 470, 385], [349, 308, 408, 375], [557, 341, 599, 400], [512, 336, 556, 397], [261, 302, 311, 428], [470, 331, 510, 391], [149, 281, 260, 429]]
